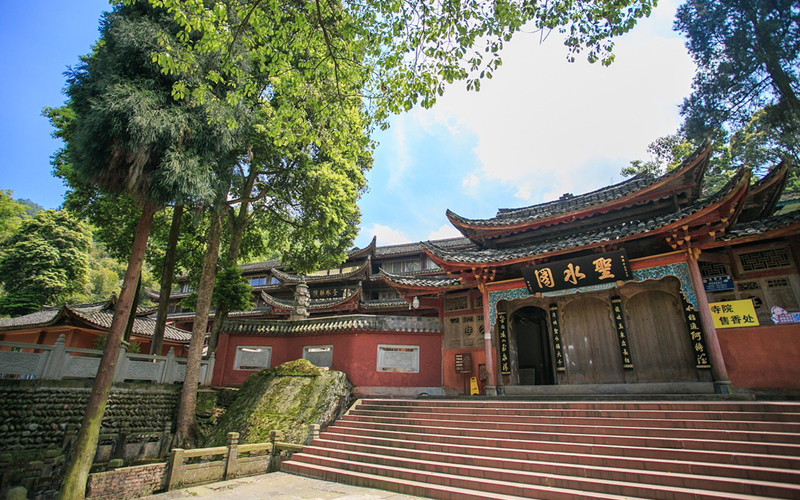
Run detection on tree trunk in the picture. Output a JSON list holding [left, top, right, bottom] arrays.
[[208, 170, 257, 353], [151, 204, 184, 355], [173, 205, 223, 447], [123, 273, 142, 343], [58, 202, 157, 500]]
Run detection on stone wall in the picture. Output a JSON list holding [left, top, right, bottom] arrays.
[[85, 463, 168, 499], [0, 380, 180, 499]]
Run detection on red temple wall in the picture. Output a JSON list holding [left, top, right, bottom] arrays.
[[718, 324, 800, 389], [442, 347, 486, 393], [213, 331, 443, 388]]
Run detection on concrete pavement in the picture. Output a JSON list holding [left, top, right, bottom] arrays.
[[141, 472, 427, 500]]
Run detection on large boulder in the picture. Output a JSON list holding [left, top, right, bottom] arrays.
[[205, 359, 352, 446]]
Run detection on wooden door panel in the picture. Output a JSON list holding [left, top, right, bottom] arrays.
[[562, 297, 625, 384]]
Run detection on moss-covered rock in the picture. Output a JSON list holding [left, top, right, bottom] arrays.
[[204, 360, 352, 446]]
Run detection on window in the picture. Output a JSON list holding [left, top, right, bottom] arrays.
[[737, 247, 792, 273], [303, 345, 333, 368], [444, 295, 470, 312], [383, 259, 422, 273], [180, 283, 195, 294], [248, 276, 267, 287], [234, 346, 272, 370], [269, 276, 280, 285], [377, 289, 400, 300], [377, 345, 419, 373]]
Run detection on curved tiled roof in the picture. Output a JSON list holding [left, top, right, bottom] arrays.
[[259, 286, 362, 312], [721, 206, 800, 242], [379, 270, 462, 289], [446, 140, 711, 237], [375, 237, 473, 257], [0, 303, 192, 343], [427, 170, 749, 266], [221, 314, 441, 336], [270, 256, 371, 284]]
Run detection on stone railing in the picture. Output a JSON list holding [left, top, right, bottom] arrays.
[[0, 334, 214, 385]]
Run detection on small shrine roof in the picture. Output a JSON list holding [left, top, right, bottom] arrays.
[[347, 236, 377, 259], [220, 314, 441, 336], [427, 170, 748, 267], [0, 303, 192, 343], [379, 270, 462, 289], [360, 297, 413, 310]]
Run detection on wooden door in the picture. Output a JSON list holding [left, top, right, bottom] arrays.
[[561, 297, 625, 384], [625, 290, 698, 382]]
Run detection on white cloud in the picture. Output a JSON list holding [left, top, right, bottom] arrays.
[[411, 0, 694, 204], [363, 223, 412, 246], [461, 173, 481, 195], [427, 224, 463, 241]]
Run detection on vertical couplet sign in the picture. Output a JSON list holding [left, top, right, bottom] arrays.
[[680, 294, 712, 369], [549, 304, 566, 372], [611, 296, 634, 369], [497, 312, 511, 375]]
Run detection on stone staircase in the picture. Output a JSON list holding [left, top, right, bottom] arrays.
[[282, 398, 800, 499]]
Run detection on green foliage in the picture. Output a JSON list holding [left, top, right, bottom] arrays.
[[94, 334, 141, 353], [0, 210, 91, 316], [676, 0, 800, 154], [131, 0, 655, 129], [62, 2, 247, 209], [0, 190, 28, 242], [621, 134, 695, 177], [212, 266, 253, 311]]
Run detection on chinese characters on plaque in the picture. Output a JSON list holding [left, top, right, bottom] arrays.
[[497, 312, 511, 375], [522, 250, 631, 293], [611, 296, 634, 369], [680, 295, 712, 369], [549, 305, 566, 372], [708, 299, 760, 329], [309, 287, 347, 299]]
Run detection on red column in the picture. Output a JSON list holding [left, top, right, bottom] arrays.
[[686, 248, 732, 393], [480, 285, 497, 395]]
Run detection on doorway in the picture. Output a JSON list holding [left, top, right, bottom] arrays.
[[511, 306, 554, 385]]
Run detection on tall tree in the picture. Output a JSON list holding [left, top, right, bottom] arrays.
[[0, 210, 91, 316], [676, 0, 800, 143], [56, 3, 244, 497], [0, 190, 28, 242]]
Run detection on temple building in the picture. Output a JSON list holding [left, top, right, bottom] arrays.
[[3, 143, 798, 396]]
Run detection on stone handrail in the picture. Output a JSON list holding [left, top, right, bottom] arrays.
[[0, 334, 214, 385]]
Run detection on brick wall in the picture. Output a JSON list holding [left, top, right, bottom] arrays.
[[86, 463, 168, 499]]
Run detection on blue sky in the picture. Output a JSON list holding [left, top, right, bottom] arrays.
[[0, 1, 694, 249]]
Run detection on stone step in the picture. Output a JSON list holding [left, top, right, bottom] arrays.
[[345, 411, 800, 436], [283, 398, 800, 499], [313, 436, 800, 484], [288, 452, 770, 500], [283, 460, 648, 500], [320, 429, 800, 470], [301, 444, 800, 497], [333, 419, 800, 454], [357, 399, 800, 413], [350, 406, 800, 425]]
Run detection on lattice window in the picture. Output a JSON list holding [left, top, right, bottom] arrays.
[[475, 296, 483, 308], [444, 296, 470, 312], [699, 261, 729, 278], [738, 248, 792, 272]]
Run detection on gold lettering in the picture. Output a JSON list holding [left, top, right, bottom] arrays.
[[563, 263, 586, 285], [592, 257, 615, 279]]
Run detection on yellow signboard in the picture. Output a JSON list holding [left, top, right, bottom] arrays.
[[709, 299, 759, 329]]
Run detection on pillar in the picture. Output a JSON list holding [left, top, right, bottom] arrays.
[[686, 248, 733, 394], [480, 285, 497, 395]]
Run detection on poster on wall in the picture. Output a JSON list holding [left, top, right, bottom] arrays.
[[522, 250, 631, 293], [709, 299, 760, 329]]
